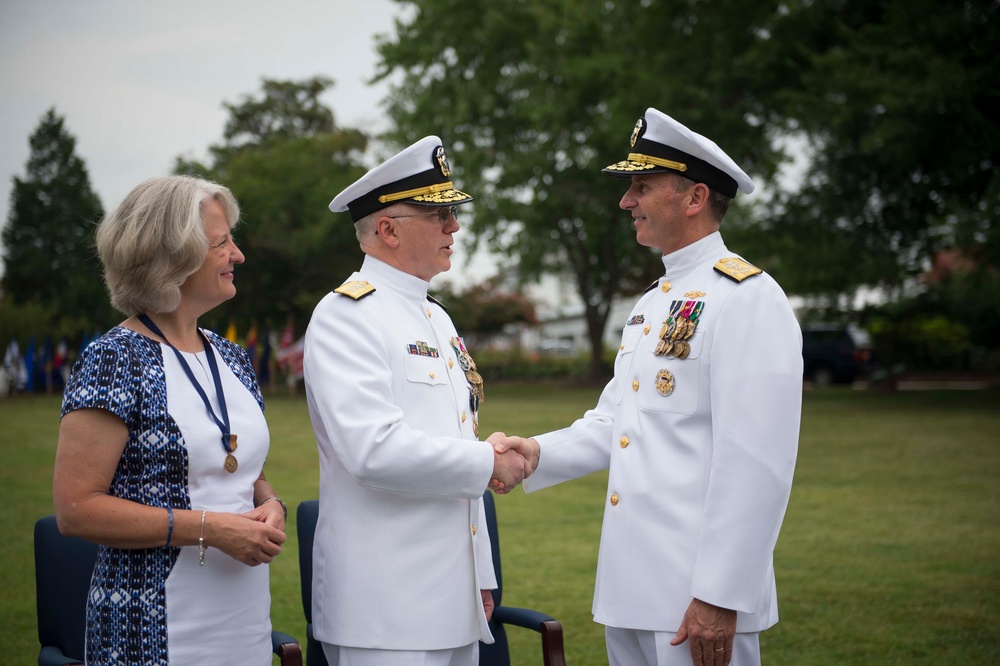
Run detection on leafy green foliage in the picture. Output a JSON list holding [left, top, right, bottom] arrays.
[[431, 277, 536, 347], [732, 0, 999, 297], [373, 0, 792, 373], [2, 108, 112, 334], [377, 0, 999, 363], [174, 77, 369, 335]]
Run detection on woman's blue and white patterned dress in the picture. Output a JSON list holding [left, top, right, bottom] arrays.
[[62, 326, 272, 665]]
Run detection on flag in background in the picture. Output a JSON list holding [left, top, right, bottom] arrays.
[[225, 321, 238, 343], [276, 319, 304, 381], [257, 328, 272, 385], [3, 338, 27, 393], [42, 336, 54, 393], [54, 336, 69, 389], [245, 322, 259, 368], [25, 336, 35, 393]]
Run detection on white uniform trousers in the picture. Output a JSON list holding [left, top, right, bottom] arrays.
[[321, 642, 478, 666], [606, 626, 761, 666]]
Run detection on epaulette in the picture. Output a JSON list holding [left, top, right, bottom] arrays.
[[334, 280, 376, 300], [713, 257, 762, 283], [426, 294, 448, 311], [643, 279, 660, 294]]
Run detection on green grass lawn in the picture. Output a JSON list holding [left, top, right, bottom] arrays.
[[2, 384, 998, 664]]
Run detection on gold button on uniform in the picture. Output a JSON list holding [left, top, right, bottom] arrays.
[[632, 380, 639, 392], [661, 281, 671, 293], [449, 359, 454, 368], [472, 524, 477, 535], [461, 412, 467, 423], [426, 308, 432, 317], [429, 371, 435, 379], [643, 325, 650, 335], [610, 494, 619, 506], [619, 344, 625, 351], [619, 436, 629, 449]]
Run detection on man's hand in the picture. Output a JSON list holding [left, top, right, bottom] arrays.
[[670, 597, 736, 666], [481, 589, 495, 623], [493, 435, 540, 476], [487, 431, 526, 494]]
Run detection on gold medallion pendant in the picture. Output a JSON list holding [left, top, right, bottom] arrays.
[[224, 434, 238, 472]]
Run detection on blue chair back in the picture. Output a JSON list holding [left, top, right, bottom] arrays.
[[296, 500, 327, 666], [34, 514, 97, 665]]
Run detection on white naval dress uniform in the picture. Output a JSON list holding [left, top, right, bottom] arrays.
[[303, 255, 497, 654], [523, 231, 802, 639]]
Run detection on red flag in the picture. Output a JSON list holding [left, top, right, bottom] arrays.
[[276, 319, 304, 380]]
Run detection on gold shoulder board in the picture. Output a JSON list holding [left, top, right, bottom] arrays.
[[714, 257, 762, 283], [334, 280, 376, 300]]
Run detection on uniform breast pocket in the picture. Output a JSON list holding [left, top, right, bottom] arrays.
[[636, 326, 705, 416], [613, 327, 644, 405], [403, 355, 449, 387]]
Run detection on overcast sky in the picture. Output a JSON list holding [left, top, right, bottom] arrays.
[[0, 0, 504, 282]]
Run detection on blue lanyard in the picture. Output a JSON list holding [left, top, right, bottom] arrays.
[[138, 315, 234, 459]]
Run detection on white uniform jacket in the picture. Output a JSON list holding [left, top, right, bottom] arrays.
[[303, 255, 497, 650], [523, 232, 802, 634]]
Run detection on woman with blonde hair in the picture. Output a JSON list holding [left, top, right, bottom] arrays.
[[53, 175, 286, 665]]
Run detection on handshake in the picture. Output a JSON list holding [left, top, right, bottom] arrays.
[[487, 432, 540, 494]]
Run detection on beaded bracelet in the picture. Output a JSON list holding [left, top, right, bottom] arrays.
[[257, 496, 287, 519], [198, 510, 207, 566], [165, 506, 174, 547]]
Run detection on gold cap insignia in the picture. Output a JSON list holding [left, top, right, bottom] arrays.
[[630, 118, 644, 147], [435, 146, 451, 177], [334, 280, 376, 300], [714, 257, 762, 283]]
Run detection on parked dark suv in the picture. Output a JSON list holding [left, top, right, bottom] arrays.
[[801, 323, 875, 387]]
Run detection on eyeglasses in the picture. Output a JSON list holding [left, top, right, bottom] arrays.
[[386, 206, 459, 224]]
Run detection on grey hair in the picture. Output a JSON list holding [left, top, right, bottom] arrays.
[[354, 202, 409, 246], [96, 175, 240, 316], [668, 173, 732, 223]]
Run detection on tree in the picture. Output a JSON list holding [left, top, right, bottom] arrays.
[[375, 0, 999, 374], [2, 108, 110, 333], [431, 278, 536, 349], [728, 0, 1000, 301], [175, 77, 369, 334], [374, 0, 785, 377]]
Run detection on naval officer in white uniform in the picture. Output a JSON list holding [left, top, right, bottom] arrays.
[[500, 109, 802, 666], [303, 136, 530, 666]]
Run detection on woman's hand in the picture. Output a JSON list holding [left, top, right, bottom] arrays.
[[204, 511, 286, 567]]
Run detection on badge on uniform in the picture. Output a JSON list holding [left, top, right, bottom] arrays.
[[407, 341, 439, 357], [655, 369, 675, 396], [653, 300, 704, 359], [626, 314, 645, 326], [451, 337, 485, 437]]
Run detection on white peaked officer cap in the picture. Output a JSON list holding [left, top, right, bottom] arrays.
[[602, 108, 754, 198], [329, 136, 474, 221]]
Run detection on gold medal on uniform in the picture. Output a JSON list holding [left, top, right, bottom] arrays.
[[452, 337, 486, 437], [653, 300, 704, 359], [655, 369, 676, 396]]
